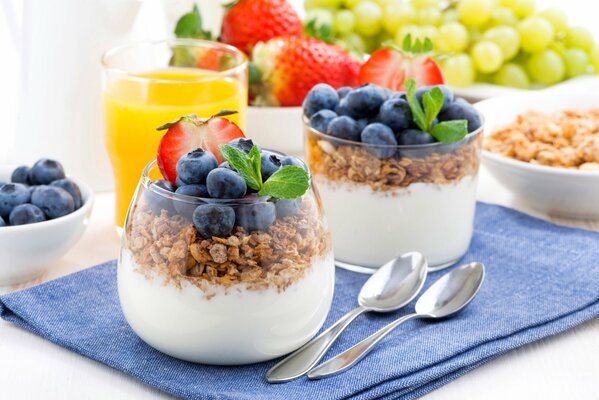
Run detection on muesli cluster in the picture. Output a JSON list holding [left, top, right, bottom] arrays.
[[485, 109, 599, 170]]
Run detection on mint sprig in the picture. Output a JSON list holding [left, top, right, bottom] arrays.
[[218, 144, 310, 199], [405, 79, 468, 144]]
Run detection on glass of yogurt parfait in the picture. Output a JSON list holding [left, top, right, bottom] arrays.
[[303, 81, 483, 272], [118, 113, 334, 365]]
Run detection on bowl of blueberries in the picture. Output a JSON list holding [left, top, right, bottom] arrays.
[[0, 159, 93, 285]]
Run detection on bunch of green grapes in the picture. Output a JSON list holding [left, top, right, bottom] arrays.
[[304, 0, 599, 89]]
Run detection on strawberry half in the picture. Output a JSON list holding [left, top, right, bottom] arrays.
[[359, 48, 444, 91], [156, 111, 245, 184]]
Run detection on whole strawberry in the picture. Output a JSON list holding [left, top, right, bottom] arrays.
[[252, 36, 361, 107], [221, 0, 303, 55]]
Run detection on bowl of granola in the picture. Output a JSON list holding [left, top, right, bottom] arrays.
[[303, 82, 484, 272], [477, 91, 599, 219], [118, 114, 334, 365]]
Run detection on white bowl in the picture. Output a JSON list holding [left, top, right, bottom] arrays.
[[0, 167, 94, 285], [475, 91, 599, 219], [246, 106, 304, 156]]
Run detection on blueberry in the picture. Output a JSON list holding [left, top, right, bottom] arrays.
[[334, 98, 351, 116], [280, 156, 308, 171], [356, 118, 369, 132], [360, 123, 398, 159], [51, 179, 83, 209], [228, 138, 260, 154], [29, 158, 66, 185], [390, 91, 407, 100], [193, 204, 235, 238], [206, 168, 247, 198], [398, 129, 437, 145], [261, 151, 282, 181], [236, 202, 276, 232], [175, 176, 186, 187], [438, 98, 481, 133], [175, 184, 209, 197], [31, 186, 75, 219], [303, 83, 339, 117], [0, 216, 5, 227], [275, 198, 302, 218], [326, 116, 361, 142], [378, 98, 412, 132], [176, 149, 217, 185], [11, 166, 31, 185], [337, 86, 351, 99], [145, 180, 175, 216], [9, 204, 46, 226], [310, 109, 337, 133], [0, 183, 31, 218], [345, 84, 386, 119], [416, 85, 454, 111], [219, 161, 232, 170]]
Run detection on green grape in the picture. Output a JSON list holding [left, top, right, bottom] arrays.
[[443, 54, 475, 86], [372, 0, 391, 7], [538, 8, 568, 33], [412, 0, 439, 11], [383, 3, 415, 34], [442, 9, 459, 23], [488, 7, 518, 27], [527, 49, 565, 85], [591, 46, 599, 71], [471, 41, 503, 73], [304, 0, 321, 10], [550, 41, 566, 57], [499, 0, 516, 7], [494, 63, 530, 88], [563, 48, 589, 78], [484, 26, 520, 60], [353, 1, 383, 37], [305, 8, 334, 29], [342, 33, 367, 53], [511, 0, 535, 18], [458, 0, 492, 27], [565, 27, 594, 52], [333, 10, 356, 35], [416, 7, 441, 26], [518, 16, 554, 53], [343, 0, 361, 8], [436, 22, 469, 53], [420, 25, 439, 42]]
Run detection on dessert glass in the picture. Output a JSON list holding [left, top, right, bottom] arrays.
[[305, 118, 483, 273], [118, 159, 334, 365]]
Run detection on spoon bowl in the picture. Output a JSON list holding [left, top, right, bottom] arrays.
[[359, 251, 428, 312]]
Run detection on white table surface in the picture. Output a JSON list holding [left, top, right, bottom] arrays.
[[1, 167, 598, 400]]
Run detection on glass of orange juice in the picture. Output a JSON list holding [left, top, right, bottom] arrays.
[[101, 39, 248, 229]]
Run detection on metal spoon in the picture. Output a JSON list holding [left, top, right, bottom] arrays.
[[307, 261, 485, 380], [266, 252, 428, 383]]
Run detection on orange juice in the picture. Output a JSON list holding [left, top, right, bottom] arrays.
[[103, 69, 247, 227]]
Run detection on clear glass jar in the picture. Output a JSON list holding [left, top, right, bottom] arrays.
[[305, 118, 483, 273], [118, 159, 334, 365]]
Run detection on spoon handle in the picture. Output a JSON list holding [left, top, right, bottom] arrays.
[[307, 313, 421, 379], [266, 305, 367, 383]]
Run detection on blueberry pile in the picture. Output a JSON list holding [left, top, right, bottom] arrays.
[[147, 138, 307, 239], [0, 159, 83, 227], [303, 83, 482, 158]]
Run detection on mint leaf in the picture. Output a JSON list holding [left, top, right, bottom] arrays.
[[219, 144, 262, 191], [174, 5, 212, 39], [422, 87, 444, 131], [259, 166, 309, 199], [405, 80, 427, 132], [248, 145, 262, 185], [430, 120, 468, 143]]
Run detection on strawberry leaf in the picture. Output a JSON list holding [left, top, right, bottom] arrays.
[[430, 120, 468, 143], [174, 5, 212, 40], [259, 166, 309, 199], [304, 18, 334, 43], [219, 144, 263, 191]]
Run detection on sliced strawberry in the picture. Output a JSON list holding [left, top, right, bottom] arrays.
[[358, 48, 444, 91], [156, 112, 245, 184]]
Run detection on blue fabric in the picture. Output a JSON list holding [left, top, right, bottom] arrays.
[[2, 202, 599, 400]]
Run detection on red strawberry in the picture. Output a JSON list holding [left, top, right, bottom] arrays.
[[359, 48, 444, 91], [156, 112, 245, 184], [252, 36, 361, 106], [221, 0, 303, 55]]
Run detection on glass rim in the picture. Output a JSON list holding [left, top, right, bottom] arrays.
[[101, 38, 248, 84], [303, 112, 485, 150]]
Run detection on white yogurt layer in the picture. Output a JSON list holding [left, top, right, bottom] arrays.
[[118, 250, 335, 365], [316, 176, 478, 269]]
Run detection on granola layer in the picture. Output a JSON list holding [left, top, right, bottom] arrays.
[[125, 196, 331, 296], [307, 132, 482, 192], [485, 109, 599, 170]]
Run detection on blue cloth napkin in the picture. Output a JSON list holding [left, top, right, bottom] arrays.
[[2, 202, 599, 400]]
